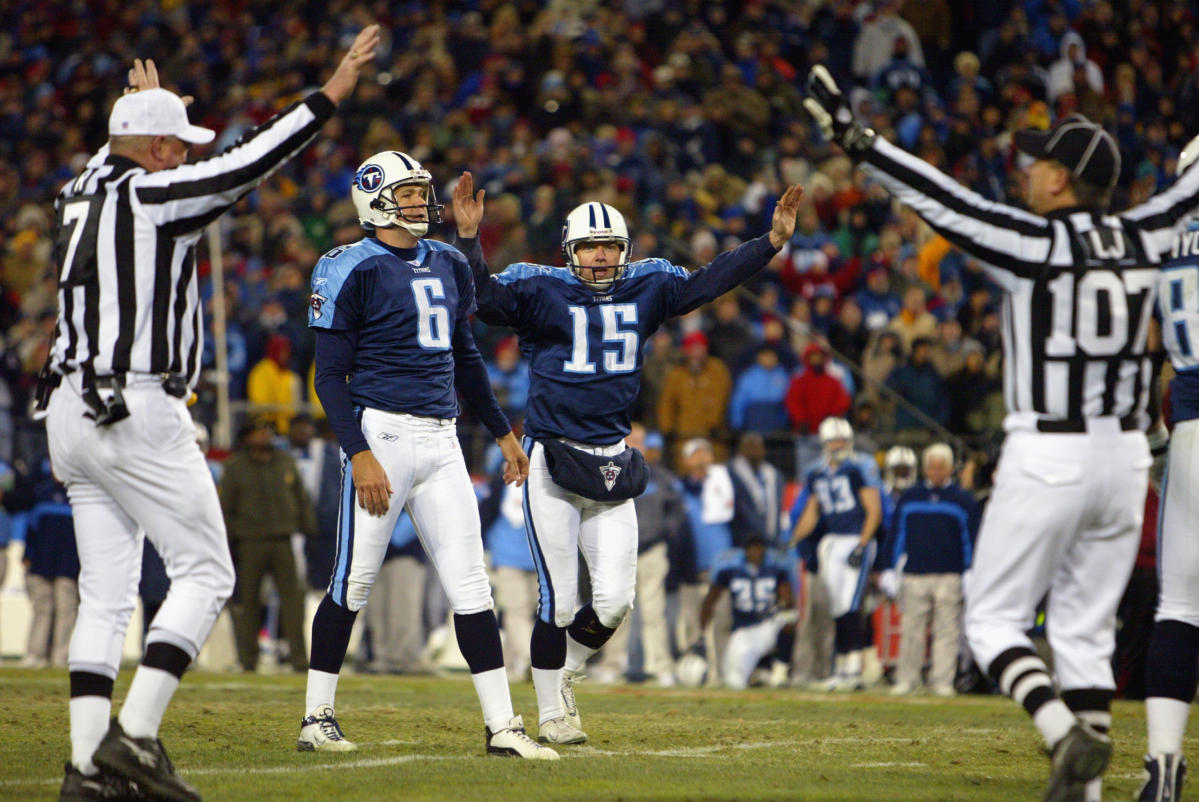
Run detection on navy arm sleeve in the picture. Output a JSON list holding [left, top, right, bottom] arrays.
[[671, 234, 779, 316], [452, 318, 512, 439], [452, 234, 522, 327], [313, 328, 369, 458]]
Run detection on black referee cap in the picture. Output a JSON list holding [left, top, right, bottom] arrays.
[[1014, 114, 1121, 191]]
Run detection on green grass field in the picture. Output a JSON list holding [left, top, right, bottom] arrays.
[[3, 669, 1166, 801]]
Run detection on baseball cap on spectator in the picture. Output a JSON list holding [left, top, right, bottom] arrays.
[[1013, 113, 1120, 190], [109, 88, 215, 144], [682, 331, 709, 351]]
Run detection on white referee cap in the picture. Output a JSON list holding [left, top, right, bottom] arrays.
[[109, 88, 215, 144]]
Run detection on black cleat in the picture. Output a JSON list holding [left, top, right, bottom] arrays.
[[92, 719, 200, 802], [59, 761, 146, 801], [1138, 753, 1187, 802], [1044, 723, 1111, 802]]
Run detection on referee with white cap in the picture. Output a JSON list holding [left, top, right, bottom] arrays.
[[48, 26, 381, 802], [805, 66, 1199, 802]]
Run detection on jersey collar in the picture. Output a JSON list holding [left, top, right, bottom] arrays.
[[371, 236, 420, 263]]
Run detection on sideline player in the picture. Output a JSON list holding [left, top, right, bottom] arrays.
[[46, 30, 381, 802], [787, 417, 882, 691], [1138, 138, 1199, 801], [300, 151, 554, 760], [452, 172, 803, 744], [805, 65, 1199, 801], [699, 535, 794, 690]]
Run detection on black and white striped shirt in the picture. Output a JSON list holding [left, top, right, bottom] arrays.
[[50, 93, 336, 390], [861, 137, 1199, 431]]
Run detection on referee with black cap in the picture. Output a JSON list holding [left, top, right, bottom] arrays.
[[48, 27, 380, 802], [805, 66, 1199, 802]]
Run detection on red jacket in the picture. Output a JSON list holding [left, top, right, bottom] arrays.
[[784, 344, 851, 434]]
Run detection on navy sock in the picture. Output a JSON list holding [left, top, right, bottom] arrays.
[[1146, 619, 1199, 702], [309, 594, 358, 674], [142, 642, 191, 679], [531, 618, 566, 670], [775, 627, 796, 664], [834, 613, 861, 654], [70, 671, 114, 700], [454, 610, 505, 674]]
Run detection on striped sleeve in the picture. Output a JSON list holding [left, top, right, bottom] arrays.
[[1121, 161, 1199, 260], [860, 137, 1054, 278], [132, 92, 337, 234]]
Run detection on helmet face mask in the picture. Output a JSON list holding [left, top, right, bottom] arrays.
[[352, 151, 444, 237], [562, 202, 632, 292], [818, 417, 854, 465]]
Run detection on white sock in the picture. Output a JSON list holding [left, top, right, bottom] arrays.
[[532, 667, 563, 725], [1033, 701, 1077, 749], [842, 650, 863, 677], [470, 667, 516, 733], [70, 697, 111, 774], [306, 669, 341, 715], [1146, 697, 1191, 756], [118, 667, 180, 739], [565, 632, 596, 675], [1082, 777, 1101, 802]]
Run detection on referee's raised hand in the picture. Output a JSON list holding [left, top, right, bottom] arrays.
[[322, 24, 382, 105]]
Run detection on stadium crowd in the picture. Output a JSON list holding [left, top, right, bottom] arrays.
[[0, 0, 1195, 687]]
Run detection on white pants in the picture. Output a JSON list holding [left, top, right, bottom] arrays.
[[523, 439, 638, 629], [723, 618, 783, 690], [817, 534, 875, 618], [331, 409, 492, 615], [598, 541, 673, 679], [964, 425, 1149, 691], [1157, 418, 1199, 626], [896, 573, 962, 689], [47, 374, 235, 678]]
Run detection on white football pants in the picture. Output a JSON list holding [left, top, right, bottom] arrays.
[[964, 425, 1149, 691], [817, 534, 875, 618], [330, 409, 493, 615], [47, 374, 235, 679], [723, 618, 783, 690], [1156, 418, 1199, 626], [522, 439, 638, 629]]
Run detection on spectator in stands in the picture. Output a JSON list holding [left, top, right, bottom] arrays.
[[1047, 31, 1104, 105], [729, 346, 791, 435], [288, 416, 341, 595], [658, 331, 731, 464], [786, 342, 851, 473], [853, 0, 926, 84], [946, 341, 1003, 436], [886, 337, 949, 435], [706, 294, 757, 369], [13, 459, 78, 667], [362, 512, 429, 675], [486, 335, 530, 420], [676, 438, 735, 657], [827, 297, 870, 367], [855, 266, 901, 332], [928, 318, 973, 378], [221, 419, 314, 673], [597, 426, 685, 686], [729, 432, 785, 548], [888, 286, 938, 352], [888, 444, 979, 697], [247, 333, 303, 435]]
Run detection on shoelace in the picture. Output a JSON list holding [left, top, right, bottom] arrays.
[[561, 673, 584, 711], [506, 726, 540, 747], [318, 716, 346, 742]]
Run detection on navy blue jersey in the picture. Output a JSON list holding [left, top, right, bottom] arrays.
[[803, 454, 880, 536], [891, 481, 979, 574], [712, 552, 790, 630], [461, 234, 778, 444], [310, 237, 474, 417], [1159, 219, 1199, 424]]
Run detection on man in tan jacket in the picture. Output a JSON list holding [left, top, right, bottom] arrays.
[[657, 331, 731, 464]]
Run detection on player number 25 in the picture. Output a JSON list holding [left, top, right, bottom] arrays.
[[411, 278, 451, 349], [564, 304, 639, 374]]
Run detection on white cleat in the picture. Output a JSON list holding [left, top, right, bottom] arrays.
[[486, 715, 559, 759], [538, 716, 588, 745], [560, 671, 584, 730], [297, 704, 357, 752]]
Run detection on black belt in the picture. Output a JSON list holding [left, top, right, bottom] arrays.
[[1035, 415, 1140, 433], [94, 373, 189, 399]]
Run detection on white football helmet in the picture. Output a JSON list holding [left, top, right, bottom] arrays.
[[561, 202, 632, 292], [818, 417, 854, 465], [351, 151, 444, 237], [676, 651, 709, 688], [883, 445, 917, 492]]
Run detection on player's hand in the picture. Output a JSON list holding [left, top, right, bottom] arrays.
[[847, 545, 865, 568], [350, 449, 392, 517], [878, 569, 899, 600], [497, 431, 529, 487], [453, 172, 486, 239], [125, 58, 194, 106], [768, 184, 804, 249], [803, 65, 875, 154], [322, 24, 381, 105]]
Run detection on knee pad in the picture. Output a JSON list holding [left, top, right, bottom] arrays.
[[594, 601, 631, 632]]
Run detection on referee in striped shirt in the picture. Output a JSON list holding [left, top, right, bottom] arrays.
[[805, 67, 1199, 802], [47, 27, 380, 802]]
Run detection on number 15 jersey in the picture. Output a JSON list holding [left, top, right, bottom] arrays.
[[458, 234, 779, 445]]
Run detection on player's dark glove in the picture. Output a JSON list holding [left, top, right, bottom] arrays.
[[847, 545, 865, 569], [688, 639, 707, 659], [803, 65, 876, 155]]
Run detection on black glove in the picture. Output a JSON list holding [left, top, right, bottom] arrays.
[[847, 545, 865, 569], [803, 65, 876, 155]]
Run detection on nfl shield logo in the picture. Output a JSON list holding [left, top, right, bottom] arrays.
[[599, 461, 621, 492]]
